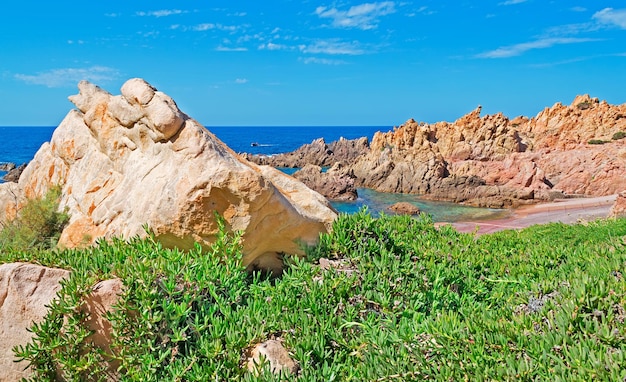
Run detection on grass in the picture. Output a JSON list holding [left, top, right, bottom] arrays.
[[1, 210, 626, 381]]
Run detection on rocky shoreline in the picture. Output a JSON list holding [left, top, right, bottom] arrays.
[[245, 95, 626, 210]]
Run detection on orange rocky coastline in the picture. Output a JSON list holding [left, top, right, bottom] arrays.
[[351, 94, 626, 208], [248, 94, 626, 210]]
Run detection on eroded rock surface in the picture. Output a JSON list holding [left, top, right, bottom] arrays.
[[0, 263, 69, 381], [2, 163, 26, 183], [350, 96, 626, 207], [0, 79, 337, 272], [244, 136, 369, 168], [253, 95, 626, 208], [293, 163, 358, 201], [609, 191, 626, 218], [388, 202, 421, 215]]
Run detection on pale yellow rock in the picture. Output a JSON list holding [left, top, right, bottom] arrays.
[[0, 263, 70, 381], [0, 263, 123, 381], [247, 339, 299, 376], [0, 79, 337, 272]]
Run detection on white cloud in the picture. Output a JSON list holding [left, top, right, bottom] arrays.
[[216, 46, 248, 52], [194, 23, 217, 31], [191, 23, 238, 32], [593, 8, 626, 29], [406, 6, 434, 17], [136, 9, 184, 17], [299, 40, 365, 55], [235, 78, 248, 84], [259, 42, 289, 51], [315, 1, 396, 30], [543, 22, 598, 37], [14, 66, 120, 88], [300, 57, 347, 65], [498, 0, 527, 5], [477, 37, 597, 58]]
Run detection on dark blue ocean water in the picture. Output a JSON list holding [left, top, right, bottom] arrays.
[[0, 125, 385, 164], [0, 125, 506, 221]]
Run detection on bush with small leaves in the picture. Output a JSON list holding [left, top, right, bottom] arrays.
[[612, 131, 626, 140], [0, 186, 69, 251]]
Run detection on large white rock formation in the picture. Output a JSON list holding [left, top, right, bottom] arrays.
[[0, 79, 337, 271]]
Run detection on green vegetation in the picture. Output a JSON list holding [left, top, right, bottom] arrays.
[[588, 139, 608, 145], [612, 131, 626, 141], [0, 186, 69, 251], [1, 211, 626, 381]]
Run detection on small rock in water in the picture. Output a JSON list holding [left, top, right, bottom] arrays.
[[2, 163, 27, 183], [0, 162, 16, 172], [388, 202, 421, 215]]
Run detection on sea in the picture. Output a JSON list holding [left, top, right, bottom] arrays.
[[0, 125, 507, 222]]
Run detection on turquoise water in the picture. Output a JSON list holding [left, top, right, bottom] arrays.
[[332, 188, 509, 222]]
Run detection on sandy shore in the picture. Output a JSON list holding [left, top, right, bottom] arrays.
[[444, 194, 617, 235]]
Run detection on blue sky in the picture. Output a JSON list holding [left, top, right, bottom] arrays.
[[1, 1, 625, 126]]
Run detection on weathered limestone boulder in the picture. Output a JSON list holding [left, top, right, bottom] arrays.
[[0, 262, 122, 381], [292, 162, 358, 201], [0, 79, 337, 272]]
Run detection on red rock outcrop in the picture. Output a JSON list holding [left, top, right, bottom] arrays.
[[244, 136, 370, 168], [388, 202, 421, 215], [609, 191, 626, 218], [293, 162, 358, 201], [348, 95, 626, 207]]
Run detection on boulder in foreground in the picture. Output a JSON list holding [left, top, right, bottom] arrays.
[[0, 263, 122, 381]]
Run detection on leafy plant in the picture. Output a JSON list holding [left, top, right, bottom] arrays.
[[0, 186, 69, 251], [3, 210, 626, 381], [588, 139, 608, 145]]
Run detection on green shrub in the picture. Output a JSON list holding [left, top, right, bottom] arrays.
[[0, 186, 69, 251], [612, 131, 626, 140], [588, 139, 608, 145]]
